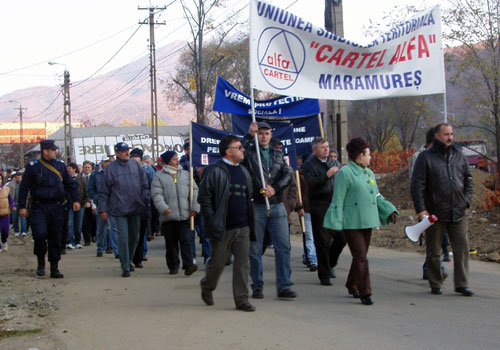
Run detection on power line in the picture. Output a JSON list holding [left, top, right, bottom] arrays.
[[72, 24, 143, 88], [0, 23, 140, 76]]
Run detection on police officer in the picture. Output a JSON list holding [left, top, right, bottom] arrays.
[[19, 140, 80, 278]]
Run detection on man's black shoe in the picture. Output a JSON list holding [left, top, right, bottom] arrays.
[[350, 290, 360, 298], [36, 255, 45, 277], [60, 249, 66, 255], [169, 268, 179, 275], [106, 249, 113, 254], [442, 252, 451, 262], [277, 289, 297, 299], [135, 263, 144, 268], [122, 271, 130, 277], [236, 302, 256, 312], [320, 279, 333, 286], [201, 283, 214, 306], [49, 262, 64, 278], [252, 289, 264, 299], [361, 296, 374, 305], [455, 287, 474, 296], [114, 254, 120, 259], [185, 264, 198, 276], [129, 265, 135, 272], [84, 242, 91, 246], [96, 253, 103, 257], [309, 264, 318, 272], [431, 288, 442, 295]]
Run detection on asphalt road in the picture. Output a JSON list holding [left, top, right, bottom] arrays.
[[38, 236, 500, 349]]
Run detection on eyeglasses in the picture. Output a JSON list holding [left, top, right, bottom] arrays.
[[228, 145, 243, 150]]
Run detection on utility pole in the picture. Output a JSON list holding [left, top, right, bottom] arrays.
[[49, 61, 72, 162], [15, 105, 27, 168], [63, 69, 73, 163], [324, 0, 348, 163], [139, 6, 166, 162]]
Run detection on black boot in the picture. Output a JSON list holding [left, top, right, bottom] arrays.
[[36, 255, 45, 277], [50, 261, 64, 278]]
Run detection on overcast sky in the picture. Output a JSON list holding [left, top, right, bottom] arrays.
[[0, 0, 440, 98]]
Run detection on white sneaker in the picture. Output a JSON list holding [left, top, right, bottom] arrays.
[[75, 243, 83, 249], [21, 232, 27, 237], [14, 232, 20, 237], [3, 242, 7, 251], [66, 244, 75, 250]]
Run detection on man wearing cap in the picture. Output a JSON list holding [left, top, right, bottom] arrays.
[[19, 139, 80, 278], [98, 142, 150, 277], [130, 148, 155, 268], [242, 122, 296, 299], [87, 154, 118, 257]]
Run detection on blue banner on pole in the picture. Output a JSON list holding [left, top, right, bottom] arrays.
[[191, 122, 230, 168], [213, 76, 320, 117], [232, 114, 320, 157], [271, 125, 298, 171]]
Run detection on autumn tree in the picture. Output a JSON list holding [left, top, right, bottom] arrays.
[[443, 0, 500, 169], [170, 0, 241, 125]]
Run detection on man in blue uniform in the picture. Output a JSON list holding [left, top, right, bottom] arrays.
[[19, 140, 80, 278]]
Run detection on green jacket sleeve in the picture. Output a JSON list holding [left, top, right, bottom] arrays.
[[376, 193, 398, 225]]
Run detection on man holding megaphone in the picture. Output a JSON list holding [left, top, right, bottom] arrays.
[[410, 123, 474, 297]]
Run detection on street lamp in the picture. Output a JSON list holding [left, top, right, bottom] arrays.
[[48, 61, 72, 162]]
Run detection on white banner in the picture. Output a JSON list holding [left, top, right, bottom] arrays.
[[250, 0, 445, 100], [72, 134, 184, 165]]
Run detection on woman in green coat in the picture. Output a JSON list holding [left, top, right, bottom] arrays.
[[324, 137, 398, 305]]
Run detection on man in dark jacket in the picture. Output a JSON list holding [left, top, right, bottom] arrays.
[[302, 137, 346, 286], [98, 142, 150, 277], [198, 135, 256, 311], [242, 122, 296, 299], [411, 123, 474, 296]]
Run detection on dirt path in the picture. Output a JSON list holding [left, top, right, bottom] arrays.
[[2, 234, 500, 350]]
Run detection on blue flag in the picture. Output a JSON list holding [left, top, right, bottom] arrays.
[[232, 114, 320, 157], [191, 122, 230, 168], [213, 76, 320, 117]]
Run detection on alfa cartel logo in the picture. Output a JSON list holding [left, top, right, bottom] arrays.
[[257, 27, 305, 90]]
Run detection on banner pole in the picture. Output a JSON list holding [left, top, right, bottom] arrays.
[[209, 109, 214, 127], [189, 120, 195, 231], [295, 170, 306, 233], [318, 113, 325, 138]]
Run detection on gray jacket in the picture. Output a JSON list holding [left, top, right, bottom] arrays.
[[151, 166, 200, 223], [98, 158, 150, 217]]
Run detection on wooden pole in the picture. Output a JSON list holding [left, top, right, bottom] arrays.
[[189, 121, 195, 230], [318, 113, 325, 138], [295, 170, 306, 233]]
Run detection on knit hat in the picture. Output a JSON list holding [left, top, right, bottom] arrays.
[[130, 148, 144, 159], [160, 150, 177, 165]]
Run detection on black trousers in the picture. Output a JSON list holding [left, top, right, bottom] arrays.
[[133, 218, 148, 265], [31, 202, 64, 262], [310, 201, 347, 281], [81, 207, 94, 244], [161, 220, 194, 271]]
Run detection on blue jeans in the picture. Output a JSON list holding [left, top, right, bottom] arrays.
[[67, 207, 84, 245], [96, 214, 116, 254], [250, 203, 291, 292], [303, 212, 317, 265], [195, 214, 211, 259], [11, 204, 27, 233], [108, 215, 140, 272]]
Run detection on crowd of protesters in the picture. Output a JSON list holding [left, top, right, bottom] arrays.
[[0, 121, 474, 311]]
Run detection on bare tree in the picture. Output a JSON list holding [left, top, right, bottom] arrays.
[[444, 0, 500, 168], [348, 100, 395, 152], [171, 0, 240, 125], [390, 96, 434, 150]]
